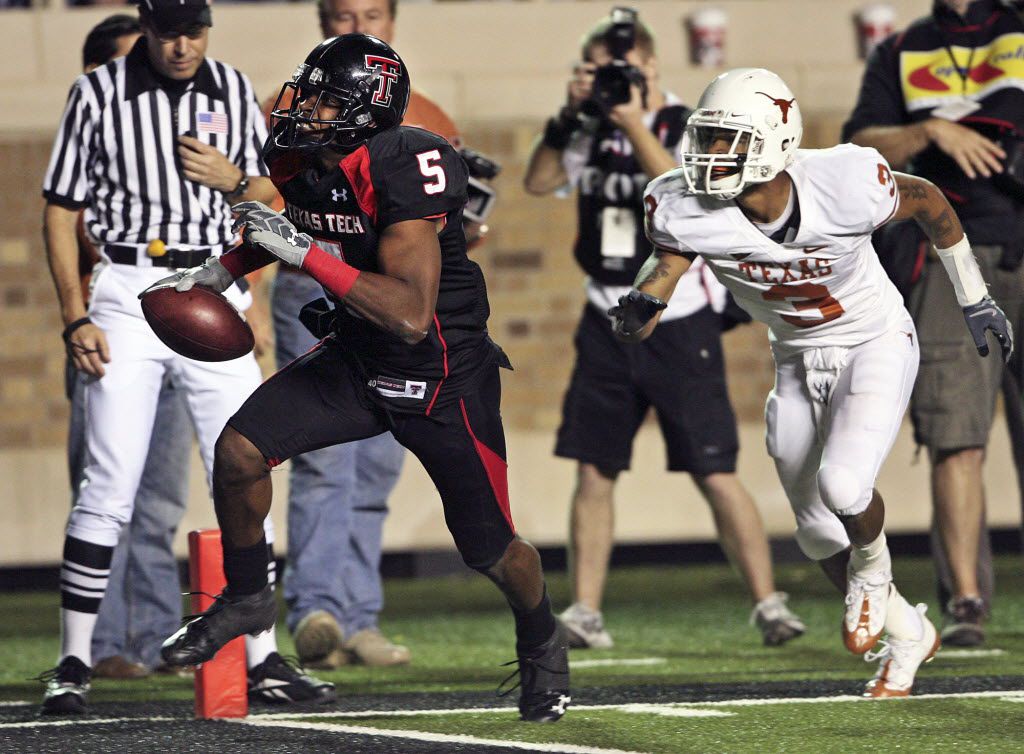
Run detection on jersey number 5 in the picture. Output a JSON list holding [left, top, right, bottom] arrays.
[[762, 282, 845, 328], [416, 150, 447, 195]]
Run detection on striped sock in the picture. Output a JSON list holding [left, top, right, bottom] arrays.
[[245, 541, 279, 669], [59, 536, 114, 665]]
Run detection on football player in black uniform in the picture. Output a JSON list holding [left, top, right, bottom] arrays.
[[150, 34, 570, 723]]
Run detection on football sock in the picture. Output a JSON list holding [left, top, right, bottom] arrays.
[[59, 536, 114, 666], [61, 609, 99, 667], [245, 541, 278, 669], [850, 532, 890, 575], [223, 536, 268, 596], [884, 585, 925, 642], [513, 586, 557, 652]]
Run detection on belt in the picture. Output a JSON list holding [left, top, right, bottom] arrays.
[[104, 244, 213, 268]]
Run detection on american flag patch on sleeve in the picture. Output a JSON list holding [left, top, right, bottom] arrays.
[[197, 111, 228, 134]]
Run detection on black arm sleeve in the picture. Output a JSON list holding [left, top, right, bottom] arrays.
[[841, 35, 908, 141]]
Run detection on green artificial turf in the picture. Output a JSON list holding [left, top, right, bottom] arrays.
[[3, 554, 1023, 752]]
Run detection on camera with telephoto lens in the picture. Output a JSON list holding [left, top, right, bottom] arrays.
[[460, 147, 501, 224], [580, 7, 648, 118]]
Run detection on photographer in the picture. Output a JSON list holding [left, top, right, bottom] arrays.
[[844, 0, 1024, 647], [524, 10, 804, 649]]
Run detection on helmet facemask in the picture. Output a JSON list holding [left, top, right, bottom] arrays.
[[270, 63, 382, 151], [680, 114, 769, 201]]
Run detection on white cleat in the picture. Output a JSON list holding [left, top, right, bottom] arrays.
[[863, 604, 940, 698], [558, 603, 613, 649], [843, 568, 892, 655]]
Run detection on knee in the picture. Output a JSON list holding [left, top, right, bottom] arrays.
[[214, 426, 269, 491], [816, 464, 871, 517], [575, 463, 617, 503], [933, 446, 985, 469]]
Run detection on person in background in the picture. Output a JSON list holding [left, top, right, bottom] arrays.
[[843, 0, 1024, 646], [523, 13, 805, 649]]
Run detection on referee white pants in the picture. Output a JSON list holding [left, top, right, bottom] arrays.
[[68, 262, 270, 548], [765, 315, 919, 561]]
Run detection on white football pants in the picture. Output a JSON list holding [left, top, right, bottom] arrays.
[[67, 262, 271, 547], [765, 315, 919, 561]]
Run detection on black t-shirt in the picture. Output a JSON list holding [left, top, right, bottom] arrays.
[[267, 126, 502, 415], [570, 103, 690, 285], [842, 0, 1024, 244]]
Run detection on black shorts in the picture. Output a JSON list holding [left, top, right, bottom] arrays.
[[555, 303, 739, 475], [228, 341, 516, 570]]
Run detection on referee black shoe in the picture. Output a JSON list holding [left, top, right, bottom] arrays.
[[499, 624, 571, 723], [248, 653, 336, 704], [161, 586, 277, 666], [39, 656, 91, 715]]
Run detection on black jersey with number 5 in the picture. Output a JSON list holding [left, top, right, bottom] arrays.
[[266, 126, 502, 415]]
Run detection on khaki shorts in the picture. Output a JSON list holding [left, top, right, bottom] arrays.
[[909, 244, 1024, 451]]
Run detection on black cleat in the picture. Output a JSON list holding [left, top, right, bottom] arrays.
[[38, 656, 91, 715], [161, 586, 277, 666], [248, 652, 336, 704], [499, 624, 571, 723]]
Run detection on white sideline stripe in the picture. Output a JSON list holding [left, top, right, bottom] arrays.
[[573, 658, 666, 669], [617, 704, 732, 718], [939, 649, 1007, 658], [234, 717, 647, 754], [0, 702, 30, 707], [0, 716, 175, 729], [252, 688, 1024, 722]]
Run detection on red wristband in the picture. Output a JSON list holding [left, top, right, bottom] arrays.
[[301, 244, 360, 298]]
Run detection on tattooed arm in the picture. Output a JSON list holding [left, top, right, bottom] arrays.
[[610, 249, 693, 342], [890, 172, 963, 248], [890, 173, 1013, 360]]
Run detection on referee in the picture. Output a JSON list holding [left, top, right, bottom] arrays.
[[40, 0, 333, 714]]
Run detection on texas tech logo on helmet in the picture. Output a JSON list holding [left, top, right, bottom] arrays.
[[364, 55, 402, 107]]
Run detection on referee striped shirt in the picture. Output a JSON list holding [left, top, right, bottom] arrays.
[[42, 38, 269, 253]]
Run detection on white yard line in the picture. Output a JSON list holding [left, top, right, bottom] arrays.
[[4, 688, 1023, 733], [616, 704, 733, 718], [938, 649, 1007, 658], [0, 716, 175, 729], [573, 658, 666, 669], [251, 687, 1024, 722], [233, 717, 648, 754], [0, 702, 30, 707]]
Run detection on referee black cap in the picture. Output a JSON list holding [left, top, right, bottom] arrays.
[[138, 0, 213, 32]]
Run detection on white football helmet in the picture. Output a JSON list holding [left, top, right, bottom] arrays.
[[680, 68, 803, 200]]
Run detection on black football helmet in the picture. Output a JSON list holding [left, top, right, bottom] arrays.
[[270, 34, 411, 151]]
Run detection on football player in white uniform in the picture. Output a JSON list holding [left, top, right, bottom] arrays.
[[610, 68, 1013, 697]]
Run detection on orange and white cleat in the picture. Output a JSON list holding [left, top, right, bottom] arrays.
[[842, 571, 892, 654], [863, 604, 940, 698]]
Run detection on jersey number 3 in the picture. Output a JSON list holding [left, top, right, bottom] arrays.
[[416, 150, 447, 195], [762, 282, 845, 328]]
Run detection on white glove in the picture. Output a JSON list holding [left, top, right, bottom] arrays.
[[139, 256, 234, 299], [231, 200, 313, 268]]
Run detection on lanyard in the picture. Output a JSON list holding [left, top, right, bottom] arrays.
[[942, 42, 976, 95]]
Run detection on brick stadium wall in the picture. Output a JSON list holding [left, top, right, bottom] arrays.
[[0, 114, 847, 450]]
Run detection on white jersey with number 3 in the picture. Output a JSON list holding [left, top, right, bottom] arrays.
[[645, 144, 905, 354]]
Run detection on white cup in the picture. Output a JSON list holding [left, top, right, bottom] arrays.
[[857, 3, 896, 59], [686, 7, 728, 68]]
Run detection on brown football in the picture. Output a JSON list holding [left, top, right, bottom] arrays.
[[140, 286, 254, 362]]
